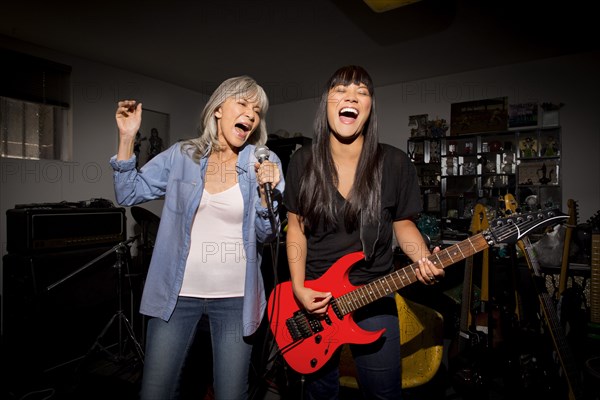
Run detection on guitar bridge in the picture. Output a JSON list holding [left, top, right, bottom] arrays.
[[286, 310, 324, 341]]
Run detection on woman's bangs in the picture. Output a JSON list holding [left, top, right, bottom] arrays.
[[329, 66, 373, 93]]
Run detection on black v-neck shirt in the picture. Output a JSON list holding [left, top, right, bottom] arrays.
[[284, 143, 422, 285]]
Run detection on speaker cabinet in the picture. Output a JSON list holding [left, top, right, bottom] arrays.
[[3, 245, 131, 374]]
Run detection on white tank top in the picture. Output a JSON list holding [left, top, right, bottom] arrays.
[[179, 184, 246, 298]]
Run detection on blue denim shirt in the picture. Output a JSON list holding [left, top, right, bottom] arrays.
[[110, 142, 284, 336]]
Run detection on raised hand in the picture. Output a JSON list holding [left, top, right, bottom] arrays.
[[116, 100, 142, 139], [115, 100, 142, 160]]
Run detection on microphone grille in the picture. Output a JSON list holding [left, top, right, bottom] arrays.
[[254, 145, 270, 161]]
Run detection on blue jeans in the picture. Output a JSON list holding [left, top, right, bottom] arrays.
[[139, 296, 252, 400], [305, 295, 402, 400]]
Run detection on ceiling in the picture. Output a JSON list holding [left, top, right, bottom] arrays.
[[1, 0, 597, 105]]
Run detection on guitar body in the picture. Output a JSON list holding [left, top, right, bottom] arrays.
[[267, 251, 384, 375]]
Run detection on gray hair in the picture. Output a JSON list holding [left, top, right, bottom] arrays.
[[182, 76, 269, 162]]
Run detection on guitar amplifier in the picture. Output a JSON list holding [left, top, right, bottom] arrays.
[[6, 207, 127, 254]]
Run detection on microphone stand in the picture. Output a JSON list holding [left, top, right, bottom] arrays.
[[264, 187, 278, 234], [47, 236, 144, 371]]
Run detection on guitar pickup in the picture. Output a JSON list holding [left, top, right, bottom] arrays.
[[286, 310, 324, 342], [330, 297, 343, 320]]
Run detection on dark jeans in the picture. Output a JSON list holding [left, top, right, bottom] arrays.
[[139, 296, 252, 400], [305, 294, 402, 400]]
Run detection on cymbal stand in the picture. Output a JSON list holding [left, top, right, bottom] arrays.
[[82, 237, 144, 365]]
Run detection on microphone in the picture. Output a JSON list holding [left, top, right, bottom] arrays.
[[254, 145, 275, 218]]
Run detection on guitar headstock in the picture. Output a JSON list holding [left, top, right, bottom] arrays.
[[488, 207, 567, 245], [503, 193, 518, 215], [566, 198, 579, 226], [470, 203, 491, 234], [586, 209, 600, 234]]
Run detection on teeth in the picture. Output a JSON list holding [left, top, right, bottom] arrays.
[[340, 107, 358, 115]]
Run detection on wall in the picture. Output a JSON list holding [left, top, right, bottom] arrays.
[[1, 43, 598, 329], [267, 51, 600, 222], [0, 40, 208, 323]]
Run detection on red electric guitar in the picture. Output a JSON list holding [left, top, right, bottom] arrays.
[[267, 208, 567, 374]]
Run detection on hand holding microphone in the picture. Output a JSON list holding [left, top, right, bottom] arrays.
[[254, 145, 279, 217]]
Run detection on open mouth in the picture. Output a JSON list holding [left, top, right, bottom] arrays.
[[235, 123, 251, 135], [339, 107, 359, 123]]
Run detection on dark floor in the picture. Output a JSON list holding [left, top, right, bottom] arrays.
[[4, 319, 600, 400], [3, 255, 600, 400], [5, 345, 600, 400]]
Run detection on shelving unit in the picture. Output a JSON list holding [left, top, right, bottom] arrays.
[[407, 137, 442, 215], [408, 126, 561, 238]]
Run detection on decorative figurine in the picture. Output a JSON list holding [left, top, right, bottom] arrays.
[[446, 157, 455, 175], [520, 136, 536, 158], [502, 151, 515, 174], [407, 141, 416, 161], [537, 162, 554, 185], [543, 136, 558, 157], [462, 161, 476, 175], [429, 118, 449, 138], [408, 114, 429, 137]]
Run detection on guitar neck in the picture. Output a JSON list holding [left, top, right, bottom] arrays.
[[559, 199, 578, 297], [591, 233, 600, 324], [336, 233, 490, 315], [519, 236, 583, 400], [333, 209, 567, 316], [459, 256, 475, 332]]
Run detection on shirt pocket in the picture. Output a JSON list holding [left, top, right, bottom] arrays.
[[165, 179, 196, 216]]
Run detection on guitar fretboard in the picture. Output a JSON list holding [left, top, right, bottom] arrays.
[[591, 233, 600, 324], [335, 234, 490, 315]]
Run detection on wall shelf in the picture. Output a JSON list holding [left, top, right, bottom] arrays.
[[408, 126, 561, 238]]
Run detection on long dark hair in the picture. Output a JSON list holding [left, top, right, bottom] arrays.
[[298, 65, 382, 232]]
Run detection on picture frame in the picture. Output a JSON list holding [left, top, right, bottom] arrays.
[[450, 97, 508, 135], [508, 103, 538, 127], [135, 109, 170, 169], [408, 114, 429, 137]]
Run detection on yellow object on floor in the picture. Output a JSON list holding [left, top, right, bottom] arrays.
[[339, 293, 444, 389]]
